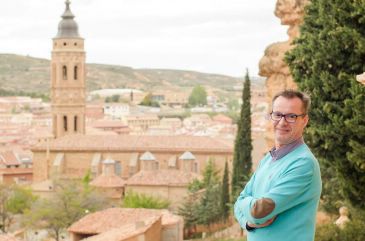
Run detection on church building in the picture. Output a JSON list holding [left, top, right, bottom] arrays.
[[31, 1, 233, 201]]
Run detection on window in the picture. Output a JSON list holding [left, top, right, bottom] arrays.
[[193, 162, 198, 173], [62, 66, 67, 80], [74, 116, 78, 132], [154, 161, 159, 170], [63, 116, 67, 131], [74, 66, 78, 80], [115, 161, 122, 176]]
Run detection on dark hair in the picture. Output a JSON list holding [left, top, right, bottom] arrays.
[[272, 89, 311, 114]]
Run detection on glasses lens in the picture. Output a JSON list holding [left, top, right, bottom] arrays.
[[285, 114, 297, 123], [271, 112, 282, 121]]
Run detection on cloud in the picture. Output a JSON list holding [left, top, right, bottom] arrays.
[[0, 0, 288, 76]]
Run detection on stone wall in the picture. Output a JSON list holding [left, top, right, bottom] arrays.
[[258, 0, 309, 148]]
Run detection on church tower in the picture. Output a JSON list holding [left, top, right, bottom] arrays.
[[51, 0, 86, 138]]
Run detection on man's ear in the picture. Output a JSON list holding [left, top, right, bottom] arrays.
[[303, 115, 309, 127]]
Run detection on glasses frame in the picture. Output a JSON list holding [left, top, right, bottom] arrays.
[[270, 112, 306, 123]]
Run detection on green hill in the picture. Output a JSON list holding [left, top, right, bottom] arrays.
[[0, 54, 264, 96]]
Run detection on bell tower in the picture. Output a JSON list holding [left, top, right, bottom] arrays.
[[51, 0, 86, 138]]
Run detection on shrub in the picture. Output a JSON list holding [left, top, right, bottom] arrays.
[[122, 191, 170, 209], [315, 219, 365, 241]]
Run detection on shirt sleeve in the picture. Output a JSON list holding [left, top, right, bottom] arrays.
[[234, 166, 258, 228], [234, 157, 315, 226]]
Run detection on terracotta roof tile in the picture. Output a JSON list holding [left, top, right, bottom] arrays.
[[80, 216, 160, 241], [32, 135, 232, 153], [0, 234, 20, 241], [126, 170, 201, 186], [212, 114, 233, 124], [91, 120, 127, 128], [90, 174, 126, 188], [0, 151, 20, 166], [0, 168, 32, 175], [68, 208, 180, 234]]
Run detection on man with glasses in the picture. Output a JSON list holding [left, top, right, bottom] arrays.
[[234, 89, 322, 241]]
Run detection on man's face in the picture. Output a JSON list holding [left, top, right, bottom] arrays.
[[271, 96, 309, 148]]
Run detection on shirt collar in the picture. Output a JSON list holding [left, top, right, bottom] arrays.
[[269, 137, 304, 162]]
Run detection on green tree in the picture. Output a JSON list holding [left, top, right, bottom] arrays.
[[231, 69, 252, 197], [0, 184, 37, 232], [188, 85, 207, 107], [24, 180, 108, 241], [202, 158, 220, 187], [140, 93, 160, 107], [111, 94, 120, 102], [178, 160, 223, 234], [105, 96, 111, 103], [122, 191, 170, 209], [286, 0, 365, 212], [196, 182, 221, 229], [220, 161, 230, 221], [177, 196, 199, 232]]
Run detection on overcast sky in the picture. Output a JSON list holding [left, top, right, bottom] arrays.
[[0, 0, 288, 77]]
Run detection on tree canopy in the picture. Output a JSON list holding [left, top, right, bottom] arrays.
[[188, 85, 207, 106], [0, 184, 36, 232], [122, 191, 170, 209], [231, 70, 252, 197], [286, 0, 365, 212], [24, 180, 108, 241]]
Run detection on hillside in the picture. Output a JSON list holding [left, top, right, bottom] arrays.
[[0, 54, 264, 95]]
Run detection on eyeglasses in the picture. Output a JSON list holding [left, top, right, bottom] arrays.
[[270, 112, 306, 123]]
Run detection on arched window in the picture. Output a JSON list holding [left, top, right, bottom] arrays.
[[62, 66, 67, 80], [74, 66, 78, 80], [74, 116, 78, 132], [63, 116, 68, 131]]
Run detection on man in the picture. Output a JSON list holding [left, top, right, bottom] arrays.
[[234, 89, 322, 241]]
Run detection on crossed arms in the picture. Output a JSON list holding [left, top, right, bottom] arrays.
[[234, 158, 315, 230]]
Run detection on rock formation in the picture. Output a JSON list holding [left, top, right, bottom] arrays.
[[259, 0, 309, 148]]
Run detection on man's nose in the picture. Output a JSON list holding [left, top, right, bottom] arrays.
[[277, 116, 288, 125]]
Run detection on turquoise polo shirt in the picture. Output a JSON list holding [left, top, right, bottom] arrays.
[[234, 143, 322, 241]]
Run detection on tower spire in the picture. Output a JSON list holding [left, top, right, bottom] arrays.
[[56, 0, 80, 38]]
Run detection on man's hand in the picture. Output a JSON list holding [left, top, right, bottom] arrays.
[[248, 216, 277, 228]]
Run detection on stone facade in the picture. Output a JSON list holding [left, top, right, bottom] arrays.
[[32, 135, 232, 183], [259, 0, 309, 148], [51, 0, 86, 138]]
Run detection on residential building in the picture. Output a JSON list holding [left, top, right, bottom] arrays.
[[90, 159, 126, 201], [125, 169, 201, 209], [103, 103, 130, 119], [124, 114, 159, 132], [68, 208, 183, 241], [0, 150, 33, 184]]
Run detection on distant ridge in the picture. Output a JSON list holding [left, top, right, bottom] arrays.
[[0, 54, 264, 95]]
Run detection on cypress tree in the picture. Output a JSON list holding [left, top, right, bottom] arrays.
[[286, 0, 365, 212], [231, 69, 253, 197], [221, 161, 230, 221]]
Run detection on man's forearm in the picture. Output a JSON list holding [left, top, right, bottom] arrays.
[[247, 216, 276, 228]]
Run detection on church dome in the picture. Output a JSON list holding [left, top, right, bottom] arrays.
[[55, 0, 80, 38]]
